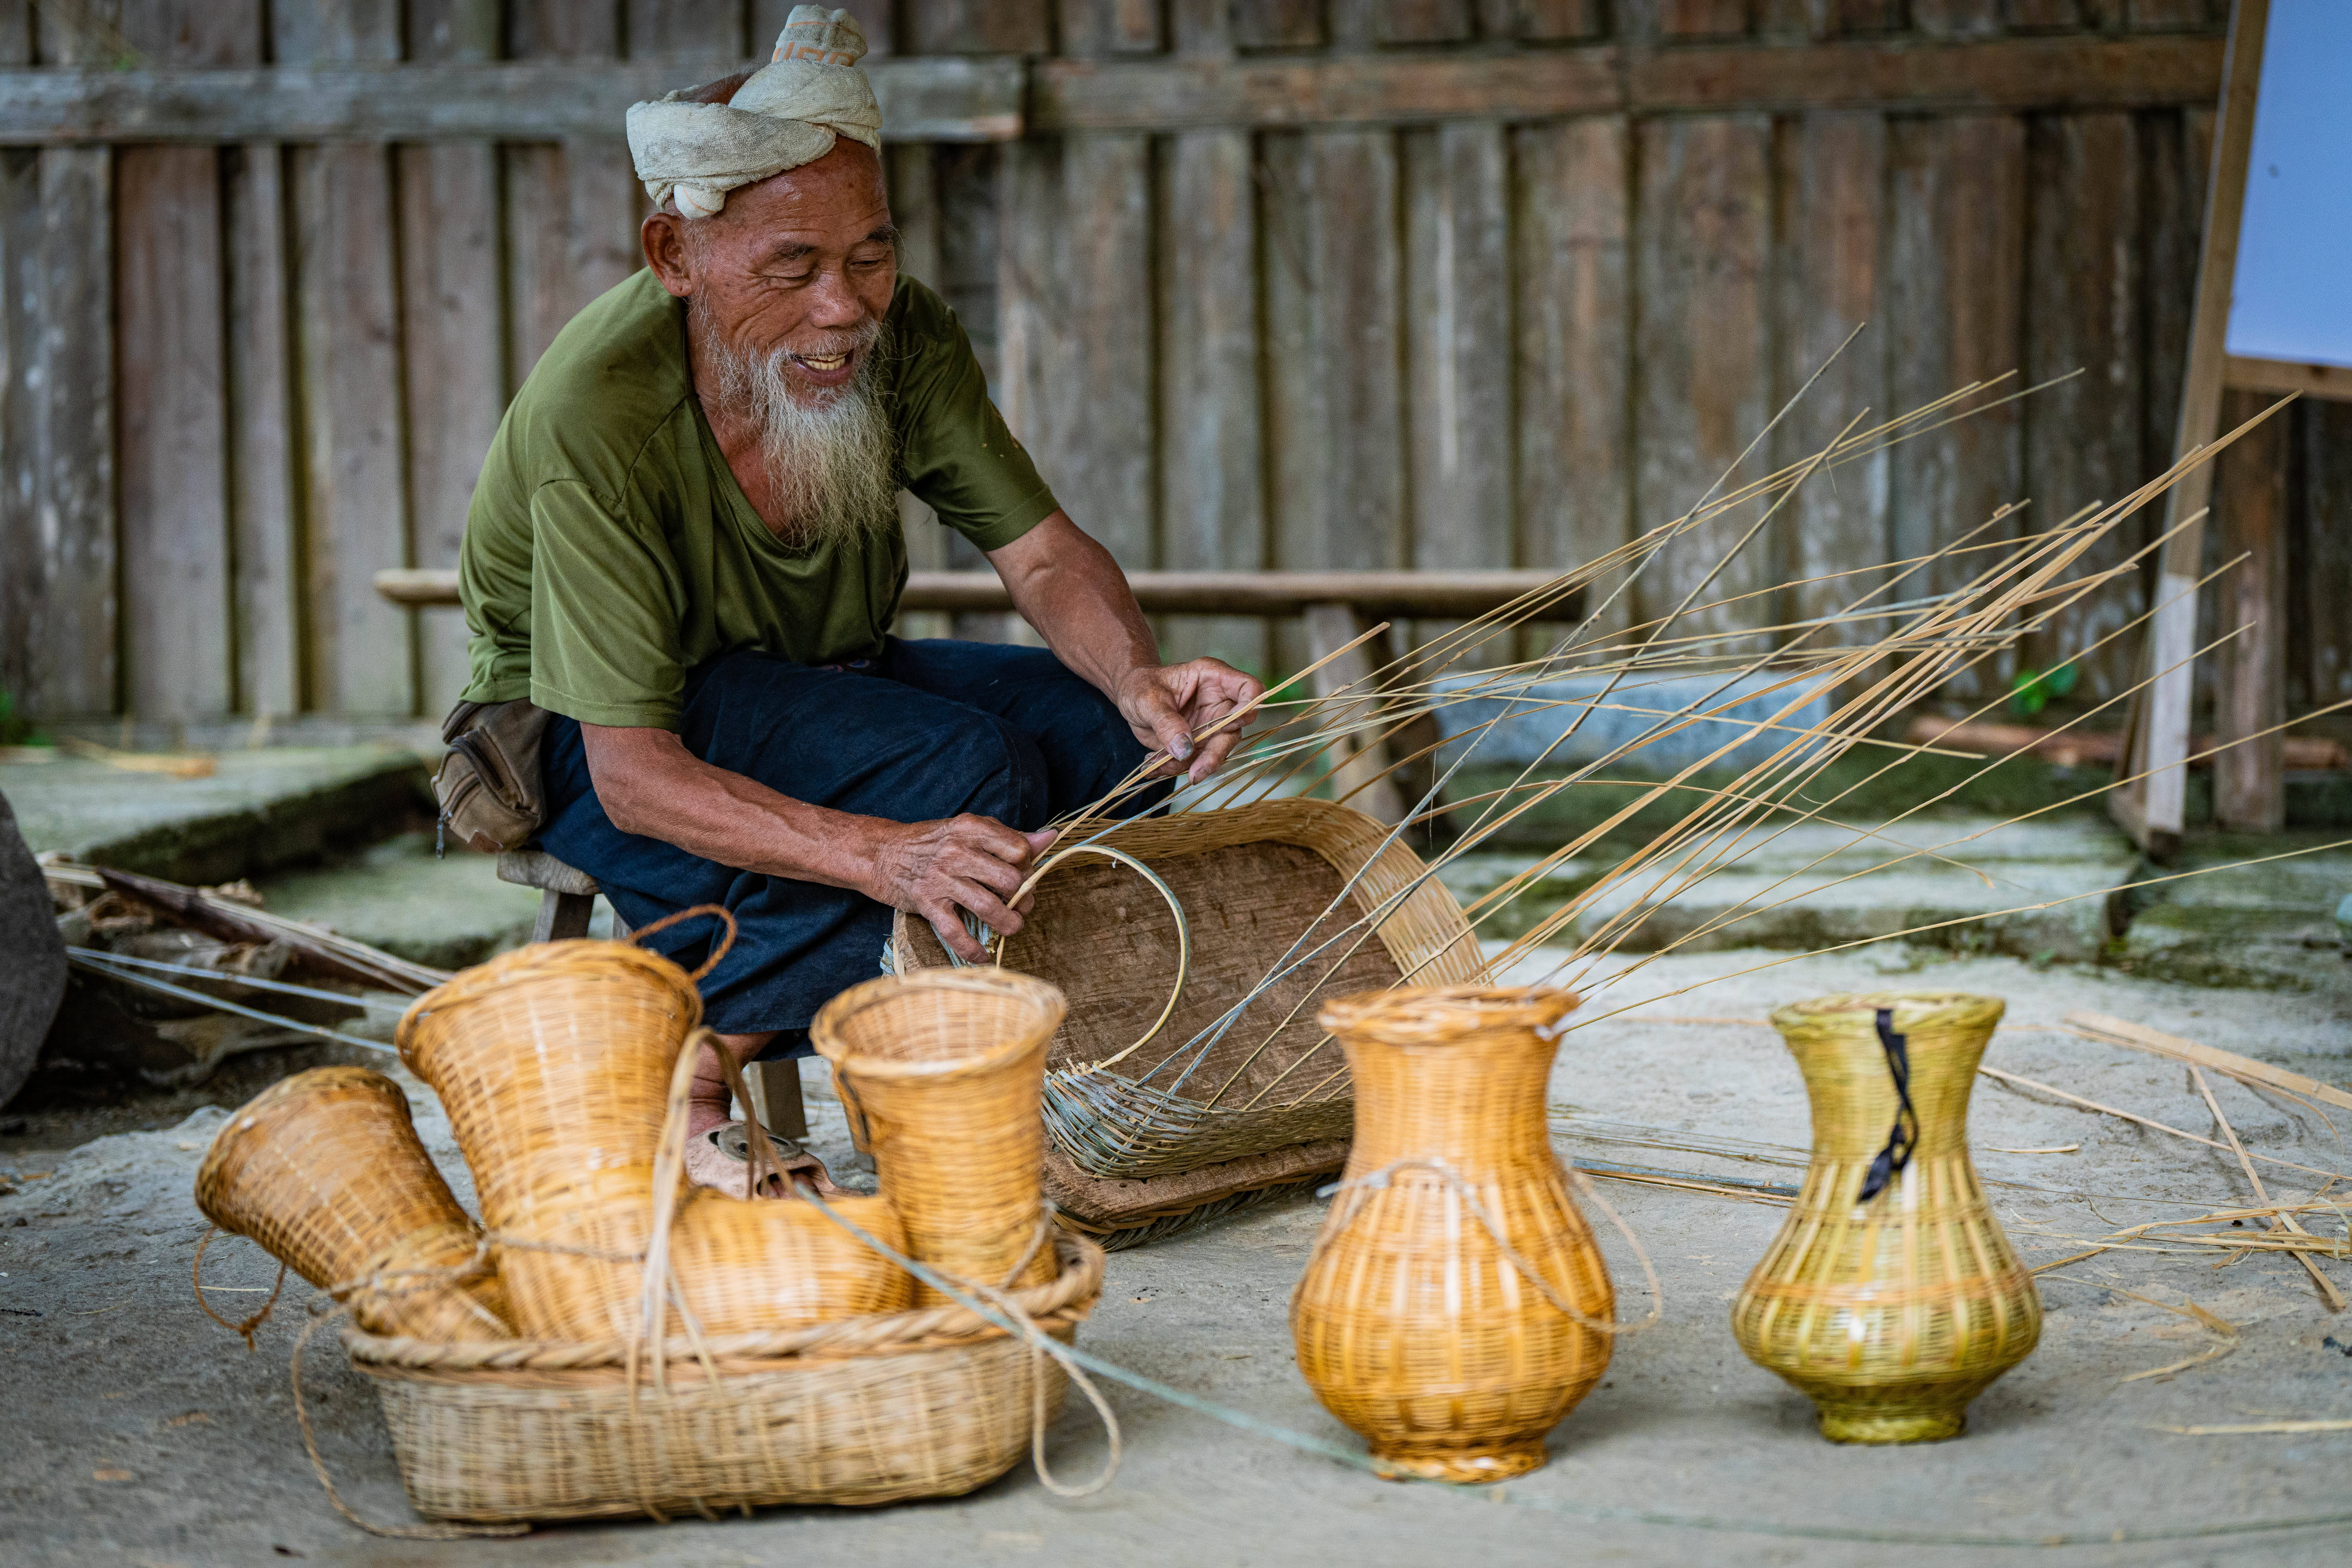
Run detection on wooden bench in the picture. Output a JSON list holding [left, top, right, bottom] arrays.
[[379, 565, 1582, 825]]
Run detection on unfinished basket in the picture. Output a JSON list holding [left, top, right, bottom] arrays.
[[1732, 991, 2041, 1444], [397, 937, 909, 1341], [891, 797, 1483, 1200], [1292, 986, 1612, 1483], [813, 968, 1063, 1307], [345, 1230, 1104, 1523], [196, 1067, 511, 1341]]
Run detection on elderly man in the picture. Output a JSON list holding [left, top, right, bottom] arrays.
[[455, 8, 1260, 1190]]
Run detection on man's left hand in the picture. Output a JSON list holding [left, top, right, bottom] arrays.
[[1115, 659, 1265, 784]]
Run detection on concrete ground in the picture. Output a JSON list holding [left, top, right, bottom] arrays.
[[5, 937, 2350, 1568]]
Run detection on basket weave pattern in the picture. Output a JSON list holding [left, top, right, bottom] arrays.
[[349, 1233, 1104, 1523], [397, 939, 907, 1341], [1731, 991, 2042, 1444], [814, 969, 1064, 1307], [196, 1067, 512, 1341], [897, 799, 1483, 1183], [1292, 987, 1612, 1482]]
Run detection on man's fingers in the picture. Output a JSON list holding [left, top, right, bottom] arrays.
[[943, 843, 1027, 899], [946, 879, 1023, 939], [950, 812, 1039, 865], [923, 902, 988, 963]]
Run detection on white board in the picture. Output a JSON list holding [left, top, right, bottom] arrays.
[[2223, 0, 2352, 370]]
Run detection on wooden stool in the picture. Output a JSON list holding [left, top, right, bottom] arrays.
[[494, 851, 805, 1138]]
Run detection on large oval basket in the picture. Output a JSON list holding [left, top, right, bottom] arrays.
[[342, 1232, 1105, 1524]]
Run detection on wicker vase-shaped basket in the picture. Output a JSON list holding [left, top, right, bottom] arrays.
[[398, 938, 908, 1340], [813, 968, 1064, 1307], [196, 1067, 512, 1340], [1291, 986, 1613, 1483], [1731, 991, 2041, 1444]]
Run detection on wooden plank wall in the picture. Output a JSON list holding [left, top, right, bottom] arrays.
[[2, 0, 2340, 741]]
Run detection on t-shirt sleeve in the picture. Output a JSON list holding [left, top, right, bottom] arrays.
[[526, 478, 690, 729], [894, 284, 1060, 552]]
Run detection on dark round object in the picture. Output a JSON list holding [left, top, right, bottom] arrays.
[[0, 788, 66, 1107]]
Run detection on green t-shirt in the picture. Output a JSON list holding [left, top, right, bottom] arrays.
[[459, 268, 1058, 729]]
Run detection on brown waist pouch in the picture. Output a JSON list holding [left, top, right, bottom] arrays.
[[434, 698, 553, 854]]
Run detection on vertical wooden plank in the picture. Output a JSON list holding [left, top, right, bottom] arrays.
[[627, 0, 746, 58], [28, 148, 117, 716], [1508, 1, 1610, 39], [0, 147, 38, 716], [1633, 115, 1774, 644], [399, 145, 505, 715], [1515, 117, 1630, 630], [1657, 0, 1754, 38], [1406, 121, 1513, 664], [1263, 130, 1406, 676], [2023, 113, 2142, 700], [2005, 1, 2091, 32], [1775, 112, 1888, 644], [1158, 129, 1266, 675], [0, 0, 26, 62], [282, 1, 413, 717], [292, 144, 414, 717], [1169, 0, 1234, 52], [116, 145, 231, 723], [406, 0, 502, 60], [903, 0, 1052, 53], [1059, 0, 1164, 54], [2213, 387, 2284, 829], [996, 133, 1154, 571], [2129, 1, 2213, 28], [112, 0, 257, 724], [1233, 1, 1324, 48], [1886, 114, 2027, 701], [224, 145, 301, 722], [507, 0, 620, 58], [273, 0, 400, 62], [2300, 400, 2352, 711], [1912, 0, 2005, 37], [1376, 1, 1477, 43]]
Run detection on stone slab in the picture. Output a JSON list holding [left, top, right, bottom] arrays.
[[251, 830, 573, 972], [0, 744, 431, 885]]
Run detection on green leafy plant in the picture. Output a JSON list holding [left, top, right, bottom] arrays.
[[0, 689, 50, 749], [2007, 661, 2078, 720]]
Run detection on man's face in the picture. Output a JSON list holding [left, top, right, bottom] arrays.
[[652, 141, 897, 399]]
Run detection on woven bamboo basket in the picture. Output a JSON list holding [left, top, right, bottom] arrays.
[[344, 1230, 1104, 1523], [1731, 990, 2041, 1444], [397, 935, 909, 1341], [195, 1066, 512, 1341], [813, 968, 1063, 1307], [891, 797, 1483, 1199], [1292, 986, 1614, 1483]]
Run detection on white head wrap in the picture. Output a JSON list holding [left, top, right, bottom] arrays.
[[625, 6, 883, 221]]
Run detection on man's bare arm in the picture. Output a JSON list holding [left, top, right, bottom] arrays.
[[986, 512, 1263, 782], [578, 724, 1048, 961]]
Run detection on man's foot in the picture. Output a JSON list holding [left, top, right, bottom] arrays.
[[683, 1119, 845, 1199]]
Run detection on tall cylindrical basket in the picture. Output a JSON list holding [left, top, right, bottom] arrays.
[[1292, 985, 1613, 1482], [1731, 990, 2041, 1443], [813, 968, 1064, 1306]]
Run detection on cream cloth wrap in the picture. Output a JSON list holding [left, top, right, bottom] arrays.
[[625, 5, 883, 220]]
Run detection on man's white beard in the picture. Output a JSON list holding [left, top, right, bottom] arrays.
[[695, 304, 899, 551]]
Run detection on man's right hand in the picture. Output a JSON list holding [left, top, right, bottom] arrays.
[[861, 816, 1058, 963]]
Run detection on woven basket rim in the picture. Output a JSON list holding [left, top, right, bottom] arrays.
[[811, 967, 1067, 1081], [195, 1065, 411, 1221], [394, 939, 704, 1059], [1317, 983, 1580, 1043], [1769, 990, 2006, 1033], [340, 1231, 1103, 1373]]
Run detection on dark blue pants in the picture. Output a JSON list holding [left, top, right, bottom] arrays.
[[539, 638, 1157, 1045]]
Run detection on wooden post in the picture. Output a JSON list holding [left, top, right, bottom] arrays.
[[1302, 601, 1406, 825], [2214, 387, 2287, 831], [2116, 0, 2269, 862]]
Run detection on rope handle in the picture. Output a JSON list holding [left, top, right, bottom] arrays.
[[628, 902, 740, 982], [971, 842, 1192, 1074], [191, 1226, 288, 1350], [1298, 1156, 1664, 1338]]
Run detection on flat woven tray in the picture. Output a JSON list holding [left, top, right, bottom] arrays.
[[343, 1233, 1104, 1523], [893, 798, 1482, 1183]]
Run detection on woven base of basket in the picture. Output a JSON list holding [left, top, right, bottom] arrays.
[[1810, 1389, 1978, 1446], [1042, 1137, 1345, 1247], [347, 1233, 1104, 1523]]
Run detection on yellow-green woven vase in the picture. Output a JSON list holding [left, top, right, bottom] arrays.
[[1731, 991, 2041, 1444]]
